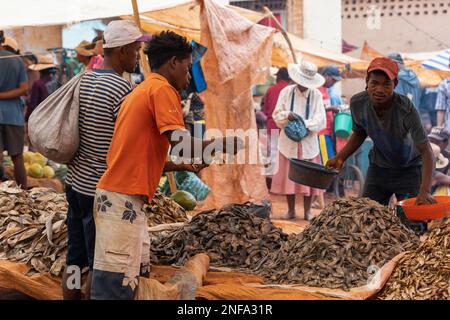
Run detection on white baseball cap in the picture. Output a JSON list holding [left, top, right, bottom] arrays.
[[103, 20, 150, 49]]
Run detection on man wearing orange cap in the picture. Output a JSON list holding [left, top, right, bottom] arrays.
[[327, 57, 435, 208]]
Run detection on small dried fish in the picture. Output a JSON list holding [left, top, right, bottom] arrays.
[[0, 182, 68, 276], [258, 198, 420, 291], [0, 183, 187, 277], [378, 219, 450, 300], [151, 203, 287, 268]]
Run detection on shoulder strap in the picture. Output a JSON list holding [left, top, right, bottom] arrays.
[[305, 91, 311, 120], [290, 87, 296, 112]]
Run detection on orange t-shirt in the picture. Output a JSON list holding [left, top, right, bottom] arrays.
[[97, 73, 185, 199]]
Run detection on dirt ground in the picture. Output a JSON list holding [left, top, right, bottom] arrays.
[[269, 192, 333, 227]]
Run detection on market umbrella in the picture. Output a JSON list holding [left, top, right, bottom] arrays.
[[422, 49, 450, 72]]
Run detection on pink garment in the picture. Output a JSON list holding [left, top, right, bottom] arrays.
[[87, 55, 104, 70], [336, 137, 348, 153], [271, 145, 324, 196]]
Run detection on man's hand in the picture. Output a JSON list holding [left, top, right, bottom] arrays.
[[414, 191, 437, 205], [326, 106, 341, 113], [326, 156, 344, 171], [183, 163, 209, 173]]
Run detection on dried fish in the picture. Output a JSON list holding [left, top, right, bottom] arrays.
[[143, 191, 189, 226], [378, 219, 450, 300], [150, 203, 287, 268], [0, 182, 68, 276], [0, 183, 187, 277], [258, 198, 420, 291]]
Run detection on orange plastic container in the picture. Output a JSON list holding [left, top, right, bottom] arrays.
[[398, 196, 450, 221]]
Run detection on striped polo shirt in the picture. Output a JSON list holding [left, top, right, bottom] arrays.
[[65, 70, 133, 197]]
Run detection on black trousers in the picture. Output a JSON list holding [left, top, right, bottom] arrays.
[[363, 164, 422, 205], [363, 164, 427, 235]]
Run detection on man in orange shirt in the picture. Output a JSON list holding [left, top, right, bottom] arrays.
[[90, 31, 242, 300]]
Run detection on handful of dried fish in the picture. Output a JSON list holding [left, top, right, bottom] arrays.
[[258, 198, 420, 291], [143, 191, 189, 227], [0, 182, 68, 276], [378, 219, 450, 300], [151, 203, 287, 268]]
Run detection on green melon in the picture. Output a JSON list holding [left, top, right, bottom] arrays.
[[170, 190, 197, 211], [28, 163, 44, 179]]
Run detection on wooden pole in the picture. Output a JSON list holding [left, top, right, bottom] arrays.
[[131, 0, 151, 77], [263, 6, 298, 64], [131, 0, 177, 194]]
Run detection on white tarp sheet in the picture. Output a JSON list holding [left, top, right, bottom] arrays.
[[0, 0, 228, 29]]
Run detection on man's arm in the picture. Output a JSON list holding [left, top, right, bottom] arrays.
[[437, 110, 445, 127], [433, 171, 450, 186], [163, 161, 208, 173], [325, 106, 340, 113], [164, 129, 243, 164], [326, 130, 367, 170], [0, 81, 28, 100], [415, 142, 436, 205]]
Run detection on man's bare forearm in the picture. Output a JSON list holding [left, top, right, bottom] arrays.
[[0, 83, 28, 100], [437, 110, 445, 127], [335, 131, 367, 161], [417, 142, 434, 194]]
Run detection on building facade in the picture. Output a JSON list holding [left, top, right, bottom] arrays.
[[342, 0, 450, 55], [230, 0, 342, 52], [5, 26, 63, 53]]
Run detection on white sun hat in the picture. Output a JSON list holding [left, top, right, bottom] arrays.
[[28, 53, 57, 71], [288, 61, 325, 89], [4, 37, 19, 52]]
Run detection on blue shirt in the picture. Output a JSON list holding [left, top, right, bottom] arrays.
[[327, 85, 343, 106], [436, 78, 450, 131], [394, 68, 422, 110], [0, 50, 27, 126]]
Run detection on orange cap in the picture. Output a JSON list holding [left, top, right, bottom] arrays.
[[367, 57, 399, 80]]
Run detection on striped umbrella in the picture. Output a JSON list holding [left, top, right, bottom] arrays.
[[422, 49, 450, 72]]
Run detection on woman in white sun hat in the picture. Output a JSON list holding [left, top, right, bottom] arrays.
[[272, 61, 327, 221], [27, 53, 59, 121]]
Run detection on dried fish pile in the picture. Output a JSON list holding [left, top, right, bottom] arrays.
[[378, 219, 450, 300], [151, 203, 288, 268], [0, 182, 68, 276], [258, 198, 420, 290], [143, 191, 189, 227]]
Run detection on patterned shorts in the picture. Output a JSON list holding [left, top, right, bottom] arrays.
[[90, 188, 150, 300]]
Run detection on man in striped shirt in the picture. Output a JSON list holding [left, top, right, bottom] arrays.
[[62, 20, 147, 300]]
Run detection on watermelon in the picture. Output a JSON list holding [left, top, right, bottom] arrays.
[[171, 190, 197, 211]]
